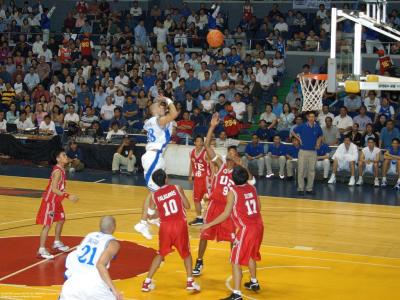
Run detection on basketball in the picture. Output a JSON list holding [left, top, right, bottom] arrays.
[[207, 29, 224, 48]]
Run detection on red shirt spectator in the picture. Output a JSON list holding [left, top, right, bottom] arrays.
[[176, 111, 195, 137], [32, 86, 50, 103], [76, 1, 88, 14], [224, 110, 241, 138]]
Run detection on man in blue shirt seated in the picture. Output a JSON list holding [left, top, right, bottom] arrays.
[[381, 138, 400, 189], [241, 134, 265, 178], [255, 120, 274, 141], [66, 141, 84, 172], [380, 120, 400, 149], [285, 137, 300, 179], [123, 96, 139, 128], [265, 134, 287, 179], [315, 142, 331, 180]]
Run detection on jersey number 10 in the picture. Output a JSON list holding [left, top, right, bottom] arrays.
[[78, 245, 98, 266], [163, 199, 178, 216]]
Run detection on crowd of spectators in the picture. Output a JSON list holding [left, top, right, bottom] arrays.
[[0, 1, 398, 185]]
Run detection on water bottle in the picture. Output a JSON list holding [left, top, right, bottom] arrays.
[[185, 135, 189, 145]]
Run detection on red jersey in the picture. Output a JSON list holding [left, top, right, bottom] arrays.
[[153, 185, 186, 222], [230, 184, 262, 227], [59, 47, 71, 64], [190, 148, 208, 179], [243, 5, 253, 22], [42, 165, 66, 203], [378, 56, 393, 75], [210, 163, 235, 204], [80, 38, 92, 56], [223, 114, 241, 137]]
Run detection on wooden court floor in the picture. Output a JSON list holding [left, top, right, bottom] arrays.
[[0, 175, 400, 300]]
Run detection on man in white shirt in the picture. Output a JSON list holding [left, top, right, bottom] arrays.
[[114, 70, 129, 92], [231, 93, 246, 122], [274, 16, 288, 34], [333, 107, 353, 135], [39, 115, 56, 136], [256, 65, 273, 90], [24, 67, 40, 92], [101, 97, 116, 121], [32, 35, 44, 56], [317, 104, 334, 128], [357, 137, 380, 186], [49, 76, 64, 94], [216, 72, 230, 91], [328, 136, 359, 186], [64, 105, 80, 127], [215, 131, 241, 148], [106, 121, 126, 141], [167, 71, 180, 89], [130, 1, 142, 17], [16, 111, 34, 131], [153, 20, 168, 51]]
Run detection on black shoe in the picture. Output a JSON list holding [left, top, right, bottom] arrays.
[[306, 190, 315, 195], [286, 176, 294, 180], [297, 190, 305, 196], [244, 280, 260, 292], [189, 217, 204, 226], [112, 170, 119, 175], [220, 293, 243, 300], [192, 258, 203, 276]]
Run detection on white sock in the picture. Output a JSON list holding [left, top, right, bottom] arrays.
[[39, 247, 45, 252], [144, 277, 152, 283], [233, 290, 242, 295], [187, 277, 193, 281], [331, 174, 336, 178], [350, 176, 354, 179], [251, 278, 258, 283], [140, 220, 147, 225], [383, 177, 387, 181], [397, 178, 400, 184], [54, 240, 60, 244], [197, 216, 203, 219]]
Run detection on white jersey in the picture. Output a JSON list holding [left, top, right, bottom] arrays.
[[143, 116, 173, 151], [362, 146, 381, 162], [65, 231, 115, 280]]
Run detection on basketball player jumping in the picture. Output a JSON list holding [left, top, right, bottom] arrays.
[[36, 149, 79, 259], [134, 96, 178, 239], [188, 135, 211, 226], [202, 166, 264, 300], [141, 169, 201, 292], [60, 216, 123, 300], [193, 112, 242, 276]]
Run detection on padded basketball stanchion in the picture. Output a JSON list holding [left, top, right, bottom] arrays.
[[299, 74, 328, 112]]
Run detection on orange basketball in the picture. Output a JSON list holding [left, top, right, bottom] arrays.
[[207, 29, 224, 48]]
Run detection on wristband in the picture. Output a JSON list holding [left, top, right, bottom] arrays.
[[147, 208, 156, 216], [212, 155, 219, 162], [248, 177, 256, 186], [165, 97, 173, 106], [63, 192, 70, 199]]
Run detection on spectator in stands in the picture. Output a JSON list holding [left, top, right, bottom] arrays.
[[317, 104, 334, 128], [374, 114, 387, 137], [382, 138, 400, 188], [277, 103, 294, 135], [176, 111, 195, 139], [242, 134, 265, 178], [80, 106, 98, 129], [16, 111, 34, 131], [215, 130, 241, 148], [328, 136, 359, 186], [285, 86, 302, 108], [380, 120, 400, 149], [64, 105, 80, 128], [353, 106, 372, 133], [101, 96, 116, 122], [39, 114, 56, 136], [223, 106, 241, 138], [286, 136, 300, 179], [362, 123, 379, 147], [231, 93, 246, 123], [344, 93, 362, 112], [322, 117, 339, 146], [106, 121, 125, 141], [0, 111, 6, 132], [112, 136, 136, 175], [333, 107, 353, 136], [66, 141, 85, 172], [6, 103, 19, 125], [24, 67, 40, 92], [376, 97, 395, 120], [110, 107, 128, 131], [271, 95, 283, 116], [265, 134, 286, 179], [316, 142, 331, 180], [260, 103, 277, 131], [347, 123, 363, 147], [357, 137, 381, 186], [363, 91, 380, 113], [256, 64, 274, 102], [255, 120, 272, 141]]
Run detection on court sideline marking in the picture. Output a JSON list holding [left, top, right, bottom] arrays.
[[94, 178, 106, 183], [225, 265, 331, 300]]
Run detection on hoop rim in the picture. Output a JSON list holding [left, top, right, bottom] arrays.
[[301, 74, 328, 81]]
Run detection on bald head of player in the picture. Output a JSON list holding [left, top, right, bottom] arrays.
[[100, 216, 116, 234], [150, 102, 166, 117]]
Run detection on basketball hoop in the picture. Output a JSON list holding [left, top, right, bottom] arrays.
[[299, 74, 328, 112]]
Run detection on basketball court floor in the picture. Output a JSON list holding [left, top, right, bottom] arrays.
[[0, 165, 400, 300]]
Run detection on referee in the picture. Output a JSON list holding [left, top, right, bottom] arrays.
[[292, 111, 323, 195]]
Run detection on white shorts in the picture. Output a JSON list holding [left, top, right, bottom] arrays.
[[338, 160, 354, 171], [60, 275, 115, 300], [364, 163, 374, 174], [141, 150, 166, 191], [388, 161, 398, 175]]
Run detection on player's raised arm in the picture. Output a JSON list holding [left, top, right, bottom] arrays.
[[201, 190, 235, 231], [205, 113, 223, 168], [96, 240, 123, 300], [50, 169, 78, 202], [157, 96, 178, 127]]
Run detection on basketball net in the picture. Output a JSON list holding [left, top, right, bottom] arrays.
[[299, 74, 328, 112]]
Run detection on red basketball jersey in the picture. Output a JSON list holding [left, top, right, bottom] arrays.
[[152, 185, 186, 222], [230, 184, 262, 227], [42, 165, 66, 203], [190, 148, 208, 179], [210, 163, 235, 204]]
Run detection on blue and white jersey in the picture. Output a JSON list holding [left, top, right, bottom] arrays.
[[143, 116, 173, 152], [65, 232, 115, 280]]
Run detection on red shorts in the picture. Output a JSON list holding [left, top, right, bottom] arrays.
[[201, 200, 234, 242], [193, 177, 208, 203], [231, 223, 264, 266], [36, 200, 65, 226], [158, 220, 190, 259]]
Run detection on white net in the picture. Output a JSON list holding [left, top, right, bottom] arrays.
[[299, 75, 328, 112]]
